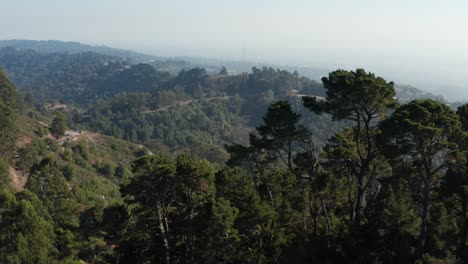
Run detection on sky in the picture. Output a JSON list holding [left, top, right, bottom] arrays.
[[1, 0, 468, 100]]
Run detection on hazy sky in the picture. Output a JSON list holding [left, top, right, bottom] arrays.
[[2, 0, 468, 99]]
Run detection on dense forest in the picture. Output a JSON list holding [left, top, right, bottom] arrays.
[[0, 47, 443, 162], [0, 46, 467, 263], [0, 47, 344, 162]]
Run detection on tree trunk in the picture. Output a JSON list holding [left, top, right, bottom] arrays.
[[309, 193, 318, 234], [458, 195, 468, 263], [459, 158, 468, 262], [320, 195, 333, 248], [353, 115, 367, 228], [157, 203, 170, 264], [266, 185, 274, 206], [287, 140, 293, 173], [415, 174, 430, 261], [354, 175, 365, 228], [346, 166, 356, 223]]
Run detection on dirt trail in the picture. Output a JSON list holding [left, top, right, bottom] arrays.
[[9, 167, 27, 191], [58, 130, 100, 145], [289, 92, 325, 101], [142, 96, 232, 114]]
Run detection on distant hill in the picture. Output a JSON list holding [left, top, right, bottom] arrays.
[[0, 39, 156, 63], [430, 84, 468, 103], [0, 39, 330, 78], [0, 48, 448, 156], [0, 39, 195, 74], [0, 40, 451, 104], [178, 56, 329, 79], [394, 84, 446, 103]]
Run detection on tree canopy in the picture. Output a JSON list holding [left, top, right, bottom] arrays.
[[0, 61, 467, 263]]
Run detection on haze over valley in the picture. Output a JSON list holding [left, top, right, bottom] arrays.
[[1, 0, 467, 101]]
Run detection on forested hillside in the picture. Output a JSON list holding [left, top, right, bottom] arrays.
[[0, 46, 466, 263], [0, 39, 159, 64], [0, 48, 342, 162], [0, 48, 443, 164], [0, 68, 154, 263]]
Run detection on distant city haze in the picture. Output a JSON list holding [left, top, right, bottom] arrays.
[[2, 0, 468, 100]]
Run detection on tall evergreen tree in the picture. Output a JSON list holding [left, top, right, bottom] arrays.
[[121, 155, 240, 263], [227, 101, 310, 175], [379, 99, 462, 260], [303, 69, 397, 227]]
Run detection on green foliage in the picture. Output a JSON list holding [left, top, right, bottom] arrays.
[[254, 101, 311, 170], [16, 138, 48, 173], [379, 99, 462, 261], [26, 158, 80, 229], [228, 100, 311, 174], [304, 69, 397, 229], [2, 60, 468, 263], [364, 179, 421, 263], [0, 160, 11, 190], [1, 53, 340, 161], [457, 103, 468, 130], [119, 155, 216, 263], [379, 99, 461, 159], [303, 68, 397, 121], [0, 100, 17, 160], [0, 67, 18, 109], [50, 111, 67, 138], [0, 48, 128, 103], [0, 67, 18, 190], [0, 189, 57, 264]]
